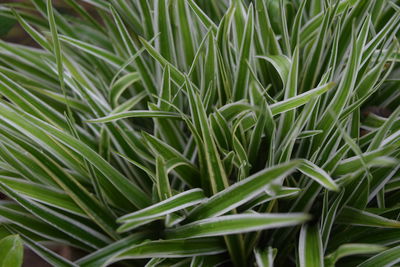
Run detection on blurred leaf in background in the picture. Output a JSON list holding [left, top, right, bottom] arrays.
[[0, 235, 23, 267], [0, 15, 15, 36]]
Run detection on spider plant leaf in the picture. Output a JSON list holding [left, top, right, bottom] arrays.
[[117, 189, 206, 233], [325, 243, 385, 267], [187, 0, 218, 32], [270, 82, 335, 116], [0, 234, 23, 267], [333, 146, 398, 176], [233, 5, 254, 100], [118, 189, 205, 223], [298, 160, 339, 191], [0, 183, 110, 249], [60, 36, 126, 69], [12, 9, 51, 51], [257, 55, 290, 85], [19, 234, 77, 267], [112, 238, 226, 261], [254, 247, 275, 267], [357, 245, 400, 267], [0, 103, 151, 209], [0, 202, 88, 249], [187, 160, 299, 221], [299, 224, 323, 267], [86, 110, 182, 123], [142, 132, 199, 187], [0, 177, 85, 217], [77, 233, 150, 267], [109, 72, 140, 107], [166, 213, 309, 239], [337, 206, 400, 228]]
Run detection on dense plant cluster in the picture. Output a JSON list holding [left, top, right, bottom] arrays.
[[0, 0, 399, 266]]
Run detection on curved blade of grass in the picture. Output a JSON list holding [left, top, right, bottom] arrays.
[[154, 0, 176, 63], [188, 87, 229, 193], [278, 46, 299, 141], [155, 156, 172, 201], [47, 0, 65, 97]]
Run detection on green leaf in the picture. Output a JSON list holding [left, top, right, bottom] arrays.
[[325, 243, 385, 266], [187, 0, 217, 32], [142, 132, 199, 188], [0, 176, 85, 217], [19, 234, 76, 267], [256, 55, 290, 85], [233, 5, 254, 100], [0, 235, 23, 267], [12, 9, 51, 51], [188, 87, 229, 193], [77, 233, 150, 267], [0, 103, 150, 209], [111, 238, 226, 261], [270, 82, 335, 116], [299, 224, 323, 267], [118, 189, 206, 233], [166, 213, 309, 239], [337, 206, 400, 228], [357, 245, 400, 267], [0, 182, 110, 249], [254, 247, 275, 267], [47, 0, 65, 95], [187, 161, 299, 221], [86, 110, 182, 123], [110, 72, 140, 107], [60, 35, 127, 69], [333, 146, 397, 176], [298, 160, 339, 191]]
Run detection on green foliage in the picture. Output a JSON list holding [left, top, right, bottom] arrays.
[[0, 235, 23, 267], [0, 0, 399, 266]]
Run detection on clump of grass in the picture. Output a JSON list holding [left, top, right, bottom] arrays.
[[0, 0, 399, 266]]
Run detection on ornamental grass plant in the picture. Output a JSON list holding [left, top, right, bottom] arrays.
[[0, 0, 399, 266]]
